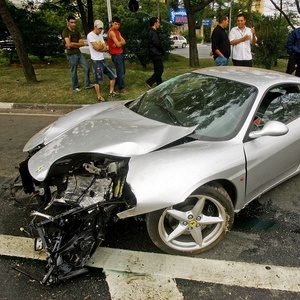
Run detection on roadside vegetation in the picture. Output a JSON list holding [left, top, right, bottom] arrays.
[[1, 0, 298, 82], [0, 50, 290, 105]]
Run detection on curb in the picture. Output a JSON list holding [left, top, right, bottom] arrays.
[[0, 102, 84, 112]]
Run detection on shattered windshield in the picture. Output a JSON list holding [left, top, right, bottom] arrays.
[[129, 72, 257, 140]]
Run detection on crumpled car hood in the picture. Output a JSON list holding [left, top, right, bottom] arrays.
[[27, 101, 197, 181]]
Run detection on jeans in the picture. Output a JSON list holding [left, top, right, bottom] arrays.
[[215, 56, 229, 66], [111, 54, 125, 91], [67, 53, 91, 89]]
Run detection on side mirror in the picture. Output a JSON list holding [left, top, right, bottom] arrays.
[[249, 120, 289, 139]]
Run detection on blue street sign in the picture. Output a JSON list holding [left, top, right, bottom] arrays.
[[202, 19, 212, 26]]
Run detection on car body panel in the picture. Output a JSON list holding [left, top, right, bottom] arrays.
[[118, 140, 246, 218], [27, 102, 197, 182], [24, 102, 127, 151], [244, 118, 300, 203]]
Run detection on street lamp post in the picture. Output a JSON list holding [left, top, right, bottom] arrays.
[[107, 0, 112, 23]]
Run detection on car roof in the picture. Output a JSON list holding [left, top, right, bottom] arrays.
[[194, 67, 300, 90]]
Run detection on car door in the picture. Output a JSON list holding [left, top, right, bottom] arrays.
[[243, 86, 300, 203]]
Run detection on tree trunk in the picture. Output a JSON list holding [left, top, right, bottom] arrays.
[[0, 0, 37, 83], [183, 0, 214, 68], [184, 3, 199, 68], [87, 0, 94, 31], [77, 0, 87, 36]]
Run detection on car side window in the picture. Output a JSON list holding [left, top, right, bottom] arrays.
[[265, 93, 300, 124], [257, 85, 300, 126]]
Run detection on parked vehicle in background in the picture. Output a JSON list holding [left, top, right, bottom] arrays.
[[170, 35, 187, 48]]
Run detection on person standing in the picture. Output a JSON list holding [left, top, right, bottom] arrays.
[[211, 15, 231, 66], [108, 16, 127, 94], [62, 15, 94, 92], [87, 20, 119, 102], [286, 27, 300, 76], [145, 17, 165, 88], [229, 13, 257, 67]]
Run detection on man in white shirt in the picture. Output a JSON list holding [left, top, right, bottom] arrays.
[[229, 13, 257, 67], [87, 20, 119, 102]]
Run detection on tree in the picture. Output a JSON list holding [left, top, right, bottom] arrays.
[[270, 0, 297, 28], [0, 0, 37, 83], [252, 15, 289, 69], [174, 0, 214, 67], [42, 0, 95, 35]]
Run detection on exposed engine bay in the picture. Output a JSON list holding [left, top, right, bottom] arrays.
[[14, 154, 136, 285]]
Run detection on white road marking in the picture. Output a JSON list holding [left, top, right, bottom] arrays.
[[105, 271, 184, 300], [0, 234, 299, 293]]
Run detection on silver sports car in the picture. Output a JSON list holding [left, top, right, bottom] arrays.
[[21, 67, 300, 256]]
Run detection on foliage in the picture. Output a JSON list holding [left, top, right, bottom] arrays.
[[0, 2, 65, 61], [252, 16, 289, 69], [182, 29, 202, 43]]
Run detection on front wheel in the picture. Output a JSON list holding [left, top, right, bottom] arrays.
[[146, 184, 234, 255]]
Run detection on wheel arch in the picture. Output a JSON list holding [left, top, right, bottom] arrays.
[[199, 179, 237, 208]]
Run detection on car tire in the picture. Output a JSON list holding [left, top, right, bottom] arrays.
[[182, 43, 187, 48], [146, 183, 234, 255]]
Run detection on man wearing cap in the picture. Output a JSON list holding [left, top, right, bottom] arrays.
[[87, 20, 119, 101], [62, 15, 94, 92]]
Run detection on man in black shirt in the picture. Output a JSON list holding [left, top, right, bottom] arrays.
[[146, 17, 165, 88], [211, 16, 231, 66]]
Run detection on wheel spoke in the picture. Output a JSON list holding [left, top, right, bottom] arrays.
[[200, 214, 224, 225], [190, 227, 203, 247], [167, 208, 188, 222], [166, 223, 187, 242], [191, 197, 205, 216]]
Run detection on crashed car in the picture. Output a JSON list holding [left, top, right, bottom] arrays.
[[16, 67, 300, 283]]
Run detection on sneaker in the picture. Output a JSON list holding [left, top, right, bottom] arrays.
[[73, 88, 81, 92], [108, 92, 120, 98], [120, 89, 128, 94], [85, 84, 94, 89]]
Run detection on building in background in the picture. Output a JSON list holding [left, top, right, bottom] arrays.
[[252, 0, 265, 14]]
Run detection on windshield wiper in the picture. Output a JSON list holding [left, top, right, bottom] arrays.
[[155, 103, 184, 126]]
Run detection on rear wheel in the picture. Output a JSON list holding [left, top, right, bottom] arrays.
[[182, 43, 187, 48], [146, 184, 234, 255]]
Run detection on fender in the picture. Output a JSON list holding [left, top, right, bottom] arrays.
[[118, 140, 246, 218]]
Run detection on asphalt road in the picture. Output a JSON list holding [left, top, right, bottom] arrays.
[[0, 111, 299, 299]]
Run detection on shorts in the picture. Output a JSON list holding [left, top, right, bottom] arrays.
[[92, 60, 117, 84]]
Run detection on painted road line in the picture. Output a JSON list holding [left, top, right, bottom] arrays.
[[0, 234, 299, 292], [105, 270, 184, 300]]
